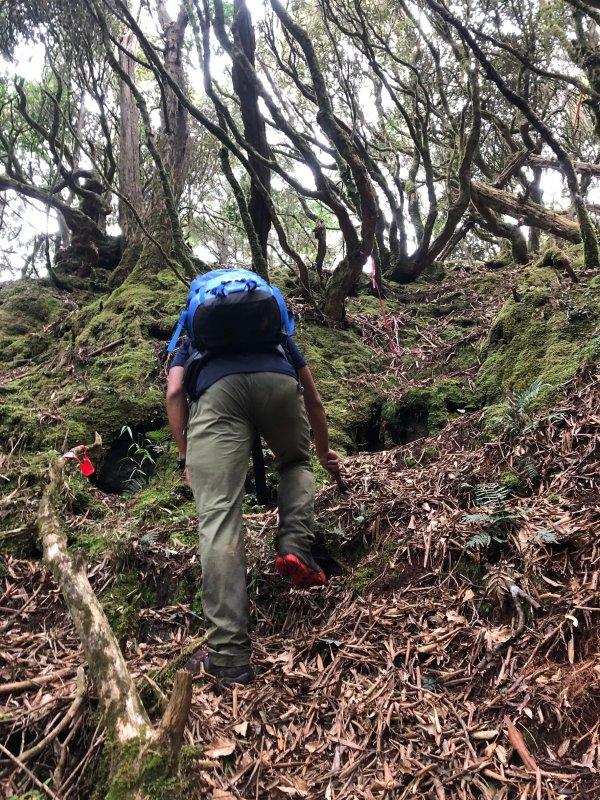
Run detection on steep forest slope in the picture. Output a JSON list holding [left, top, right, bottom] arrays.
[[1, 252, 599, 799]]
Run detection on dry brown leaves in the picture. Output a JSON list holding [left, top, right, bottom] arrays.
[[1, 368, 599, 798]]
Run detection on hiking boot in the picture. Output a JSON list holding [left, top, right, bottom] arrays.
[[185, 648, 254, 686], [275, 552, 327, 589]]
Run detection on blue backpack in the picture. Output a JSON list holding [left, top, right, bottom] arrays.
[[167, 268, 295, 354]]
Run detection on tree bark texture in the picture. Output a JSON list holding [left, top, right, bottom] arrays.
[[118, 28, 143, 239], [470, 181, 582, 243], [232, 0, 272, 271], [158, 2, 191, 201]]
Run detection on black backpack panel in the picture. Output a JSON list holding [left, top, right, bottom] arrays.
[[192, 289, 284, 353]]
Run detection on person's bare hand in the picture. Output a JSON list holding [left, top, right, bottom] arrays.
[[318, 448, 343, 475]]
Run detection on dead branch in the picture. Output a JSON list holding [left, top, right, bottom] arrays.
[[19, 668, 86, 764], [37, 437, 151, 746], [0, 742, 60, 800], [504, 717, 539, 771]]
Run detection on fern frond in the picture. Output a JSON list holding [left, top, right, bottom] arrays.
[[483, 562, 516, 599], [467, 532, 492, 549], [532, 528, 559, 544], [474, 483, 511, 507], [519, 457, 539, 482], [462, 513, 493, 524]]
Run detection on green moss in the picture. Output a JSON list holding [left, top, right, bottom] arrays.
[[296, 320, 386, 451], [101, 737, 202, 800], [0, 281, 66, 366], [351, 566, 373, 594], [498, 471, 523, 493], [548, 492, 560, 504], [382, 380, 481, 444], [0, 269, 184, 455], [129, 452, 197, 532], [63, 473, 108, 518], [191, 588, 203, 617], [421, 445, 439, 462], [72, 529, 116, 559], [477, 266, 600, 405], [418, 260, 445, 282], [100, 572, 156, 647]]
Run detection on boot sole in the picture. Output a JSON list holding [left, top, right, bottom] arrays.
[[275, 554, 327, 588], [186, 649, 254, 685]]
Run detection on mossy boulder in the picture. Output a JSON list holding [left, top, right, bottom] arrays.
[[0, 280, 67, 366], [0, 268, 185, 455], [381, 381, 481, 445], [477, 265, 600, 406]]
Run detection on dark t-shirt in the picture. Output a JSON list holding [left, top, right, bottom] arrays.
[[170, 336, 307, 398]]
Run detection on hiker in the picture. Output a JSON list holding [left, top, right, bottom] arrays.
[[166, 269, 342, 685]]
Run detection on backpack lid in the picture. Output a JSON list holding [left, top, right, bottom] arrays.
[[167, 268, 294, 353]]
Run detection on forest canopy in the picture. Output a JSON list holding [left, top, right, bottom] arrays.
[[2, 0, 600, 316]]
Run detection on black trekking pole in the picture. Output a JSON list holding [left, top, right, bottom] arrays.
[[252, 436, 269, 506]]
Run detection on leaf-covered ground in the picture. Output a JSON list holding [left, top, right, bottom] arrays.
[[1, 258, 599, 799]]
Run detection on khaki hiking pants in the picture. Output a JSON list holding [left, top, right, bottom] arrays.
[[187, 372, 315, 666]]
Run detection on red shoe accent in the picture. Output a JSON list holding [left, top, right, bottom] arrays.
[[275, 553, 327, 588]]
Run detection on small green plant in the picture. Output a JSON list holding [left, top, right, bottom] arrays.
[[562, 293, 593, 323], [139, 531, 158, 548], [120, 427, 157, 496], [531, 528, 559, 544], [504, 379, 549, 432], [351, 566, 373, 594], [499, 471, 522, 492], [479, 600, 493, 616], [353, 505, 369, 524], [462, 482, 522, 551]]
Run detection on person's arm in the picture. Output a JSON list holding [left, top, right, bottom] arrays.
[[166, 366, 188, 459], [298, 365, 342, 475]]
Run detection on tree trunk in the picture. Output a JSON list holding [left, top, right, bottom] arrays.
[[471, 194, 529, 264], [108, 3, 192, 286], [118, 28, 143, 239], [158, 3, 191, 201], [323, 250, 366, 319], [470, 181, 582, 243], [232, 0, 271, 273]]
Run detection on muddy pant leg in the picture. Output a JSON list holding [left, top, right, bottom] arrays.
[[251, 373, 315, 562], [187, 375, 253, 666]]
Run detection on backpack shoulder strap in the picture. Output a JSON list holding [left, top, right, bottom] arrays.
[[278, 338, 299, 378], [167, 308, 187, 353], [272, 287, 295, 336], [182, 346, 209, 400]]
